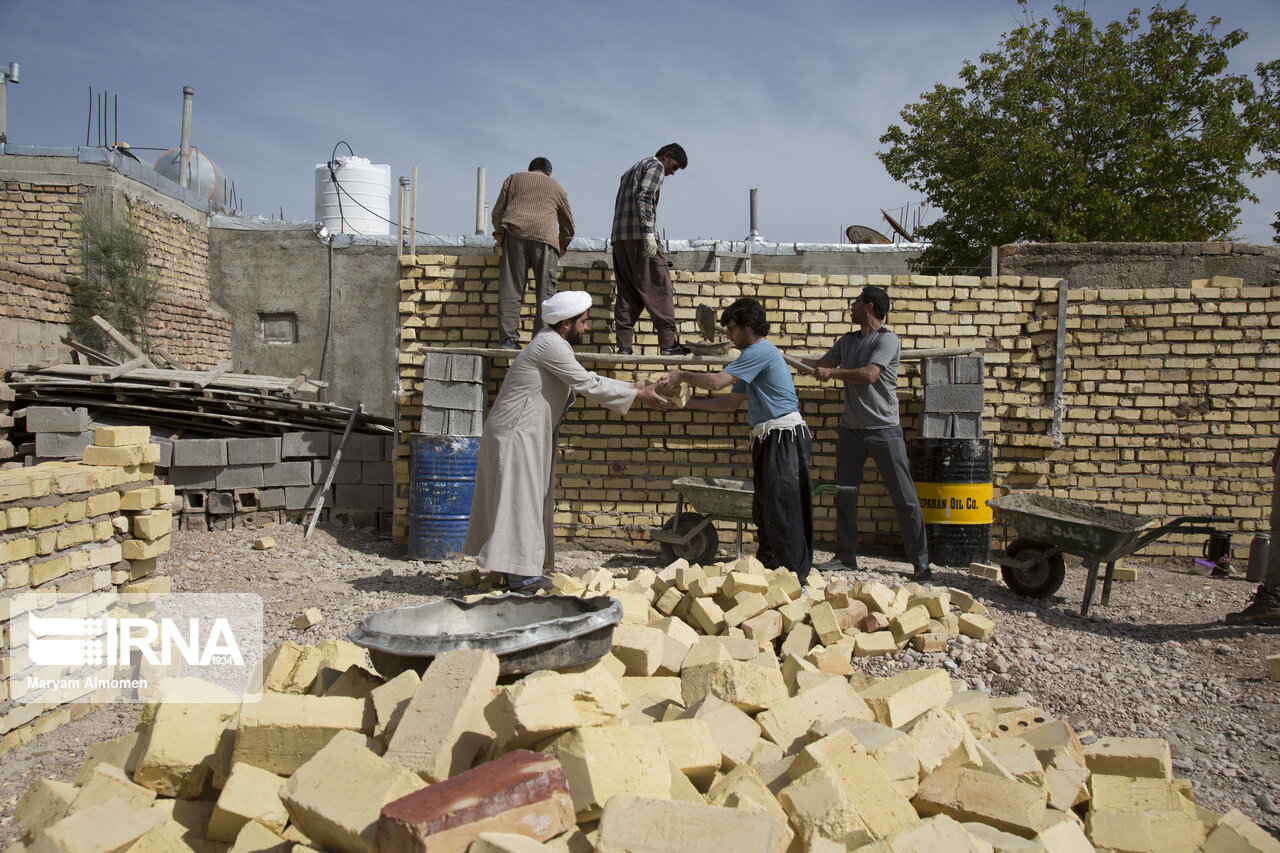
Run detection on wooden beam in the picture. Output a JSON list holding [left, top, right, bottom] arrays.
[[105, 355, 148, 380], [90, 315, 156, 368], [192, 360, 233, 390], [152, 347, 187, 370], [61, 335, 120, 366]]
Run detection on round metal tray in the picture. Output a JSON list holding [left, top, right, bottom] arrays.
[[348, 593, 622, 677]]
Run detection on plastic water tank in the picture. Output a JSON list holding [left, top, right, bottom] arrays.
[[315, 156, 390, 235], [154, 147, 227, 202]]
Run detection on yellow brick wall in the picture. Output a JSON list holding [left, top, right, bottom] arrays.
[[0, 180, 230, 369], [396, 255, 1279, 563]]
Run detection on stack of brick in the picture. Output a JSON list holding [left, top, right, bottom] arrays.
[[166, 432, 394, 532], [920, 355, 985, 438], [1, 425, 175, 753], [11, 629, 1279, 852], [0, 379, 13, 463], [19, 405, 94, 462], [413, 353, 488, 437]]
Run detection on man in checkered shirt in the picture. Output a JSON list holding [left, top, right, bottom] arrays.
[[611, 143, 690, 356]]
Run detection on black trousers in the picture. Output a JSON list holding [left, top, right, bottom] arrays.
[[751, 425, 813, 580]]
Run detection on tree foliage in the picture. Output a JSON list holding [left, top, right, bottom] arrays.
[[74, 201, 164, 355], [878, 2, 1280, 273]]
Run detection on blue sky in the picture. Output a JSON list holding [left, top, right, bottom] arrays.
[[2, 0, 1277, 244]]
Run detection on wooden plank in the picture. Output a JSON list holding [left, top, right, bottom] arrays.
[[105, 355, 148, 380], [61, 335, 120, 366], [282, 368, 313, 398], [192, 360, 233, 390], [90, 315, 156, 368], [12, 362, 326, 393], [152, 347, 187, 370]]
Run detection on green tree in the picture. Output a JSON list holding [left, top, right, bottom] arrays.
[[878, 2, 1280, 273], [73, 201, 165, 355]]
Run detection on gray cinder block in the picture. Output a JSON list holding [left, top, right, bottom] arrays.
[[207, 492, 235, 515], [923, 384, 985, 414], [282, 431, 330, 458], [258, 489, 286, 510], [362, 461, 394, 485], [420, 379, 486, 412], [227, 437, 282, 466], [445, 410, 484, 436], [34, 431, 93, 458], [334, 484, 388, 508], [166, 466, 219, 490], [954, 356, 985, 385], [25, 406, 91, 433], [262, 460, 312, 488], [921, 358, 952, 386], [313, 458, 362, 485], [332, 432, 386, 462], [171, 438, 228, 467], [214, 465, 265, 490]]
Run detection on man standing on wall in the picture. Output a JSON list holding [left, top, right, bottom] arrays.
[[660, 297, 812, 580], [491, 157, 575, 350], [464, 290, 672, 590], [797, 286, 932, 582], [611, 143, 690, 357], [1227, 425, 1280, 624]]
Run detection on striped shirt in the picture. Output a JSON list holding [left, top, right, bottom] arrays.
[[611, 157, 665, 242], [491, 171, 575, 253]]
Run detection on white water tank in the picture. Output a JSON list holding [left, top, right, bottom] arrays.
[[315, 156, 390, 235]]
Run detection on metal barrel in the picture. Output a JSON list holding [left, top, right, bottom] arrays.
[[909, 437, 993, 567], [1248, 533, 1270, 583], [408, 434, 481, 561]]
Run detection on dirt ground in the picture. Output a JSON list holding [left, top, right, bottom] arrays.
[[2, 518, 1277, 845]]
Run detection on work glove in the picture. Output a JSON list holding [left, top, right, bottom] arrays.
[[643, 232, 659, 259]]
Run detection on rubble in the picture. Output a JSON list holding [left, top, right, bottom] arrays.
[[7, 557, 1280, 853]]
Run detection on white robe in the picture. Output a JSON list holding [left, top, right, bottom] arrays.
[[463, 329, 636, 576]]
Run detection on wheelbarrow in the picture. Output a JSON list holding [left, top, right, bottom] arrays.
[[650, 476, 855, 565], [988, 493, 1232, 616]]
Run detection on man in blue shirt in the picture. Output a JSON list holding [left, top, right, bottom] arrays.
[[660, 297, 813, 579], [797, 286, 931, 582]]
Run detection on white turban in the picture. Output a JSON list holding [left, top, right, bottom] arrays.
[[542, 290, 593, 325]]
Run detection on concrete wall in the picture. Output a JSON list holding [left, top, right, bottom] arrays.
[[206, 228, 401, 420], [398, 255, 1279, 565], [999, 241, 1280, 290], [0, 150, 230, 370]]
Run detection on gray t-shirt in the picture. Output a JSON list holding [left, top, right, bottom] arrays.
[[823, 326, 901, 429]]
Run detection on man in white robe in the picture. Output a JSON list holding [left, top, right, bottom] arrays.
[[463, 290, 671, 589]]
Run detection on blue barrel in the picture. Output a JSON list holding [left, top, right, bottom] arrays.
[[409, 434, 481, 561]]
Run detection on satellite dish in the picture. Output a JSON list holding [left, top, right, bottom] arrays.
[[845, 225, 891, 244]]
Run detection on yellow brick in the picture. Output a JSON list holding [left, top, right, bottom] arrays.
[[30, 556, 70, 586], [7, 506, 29, 528], [28, 504, 70, 528], [86, 491, 121, 517], [82, 444, 148, 466], [94, 425, 151, 447], [0, 537, 37, 562], [132, 510, 173, 542], [56, 523, 94, 549], [120, 488, 158, 511], [6, 562, 30, 588], [121, 534, 171, 560]]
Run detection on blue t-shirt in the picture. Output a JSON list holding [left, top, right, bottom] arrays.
[[726, 338, 800, 427]]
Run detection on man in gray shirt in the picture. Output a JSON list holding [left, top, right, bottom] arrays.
[[798, 286, 931, 581]]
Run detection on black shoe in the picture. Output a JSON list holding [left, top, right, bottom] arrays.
[[498, 339, 521, 351], [913, 565, 934, 583], [1226, 586, 1280, 624], [616, 347, 633, 356], [660, 343, 691, 356], [504, 573, 544, 592]]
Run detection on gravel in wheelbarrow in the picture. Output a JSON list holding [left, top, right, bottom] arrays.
[[348, 593, 622, 678]]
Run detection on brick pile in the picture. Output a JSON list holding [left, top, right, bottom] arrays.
[[1, 425, 175, 753], [397, 256, 1279, 565], [10, 607, 1279, 852]]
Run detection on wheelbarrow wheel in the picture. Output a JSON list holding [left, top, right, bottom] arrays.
[[657, 513, 720, 566], [1001, 538, 1066, 598]]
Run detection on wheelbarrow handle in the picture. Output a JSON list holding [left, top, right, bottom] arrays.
[[812, 482, 858, 497]]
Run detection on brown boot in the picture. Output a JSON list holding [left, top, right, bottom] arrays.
[[1225, 585, 1280, 625]]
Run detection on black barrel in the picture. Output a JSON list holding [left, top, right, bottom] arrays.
[[408, 434, 481, 560], [909, 438, 993, 567]]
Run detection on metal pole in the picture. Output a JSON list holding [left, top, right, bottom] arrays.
[[475, 167, 485, 235], [397, 176, 408, 256], [410, 165, 418, 258], [178, 86, 194, 188], [0, 62, 14, 144], [749, 188, 758, 238]]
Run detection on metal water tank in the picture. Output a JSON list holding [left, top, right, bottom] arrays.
[[154, 147, 227, 201], [315, 156, 390, 235]]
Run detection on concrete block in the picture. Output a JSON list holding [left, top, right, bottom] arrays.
[[487, 668, 626, 752], [228, 437, 282, 465], [923, 383, 984, 413], [334, 432, 387, 462], [384, 648, 499, 783], [596, 795, 787, 853], [541, 727, 671, 820], [913, 765, 1048, 837], [757, 677, 873, 755], [1083, 735, 1172, 780], [38, 800, 167, 853], [258, 488, 286, 510], [420, 379, 486, 412], [282, 431, 329, 458], [680, 659, 787, 714], [166, 466, 219, 490], [35, 431, 93, 457], [208, 763, 291, 842], [362, 461, 394, 485], [25, 406, 91, 433], [234, 693, 375, 776], [377, 749, 575, 852], [134, 696, 240, 798], [859, 668, 953, 729], [314, 457, 362, 484], [261, 460, 313, 487], [922, 357, 954, 386], [171, 438, 228, 467], [281, 730, 425, 853], [215, 465, 265, 490]]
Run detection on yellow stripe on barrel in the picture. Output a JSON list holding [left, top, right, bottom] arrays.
[[914, 481, 993, 525]]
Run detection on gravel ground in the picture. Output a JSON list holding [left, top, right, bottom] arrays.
[[2, 518, 1277, 846]]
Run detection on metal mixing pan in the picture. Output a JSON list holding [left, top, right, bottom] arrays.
[[349, 593, 622, 677]]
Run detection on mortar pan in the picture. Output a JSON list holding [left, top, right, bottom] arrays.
[[348, 593, 623, 678]]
